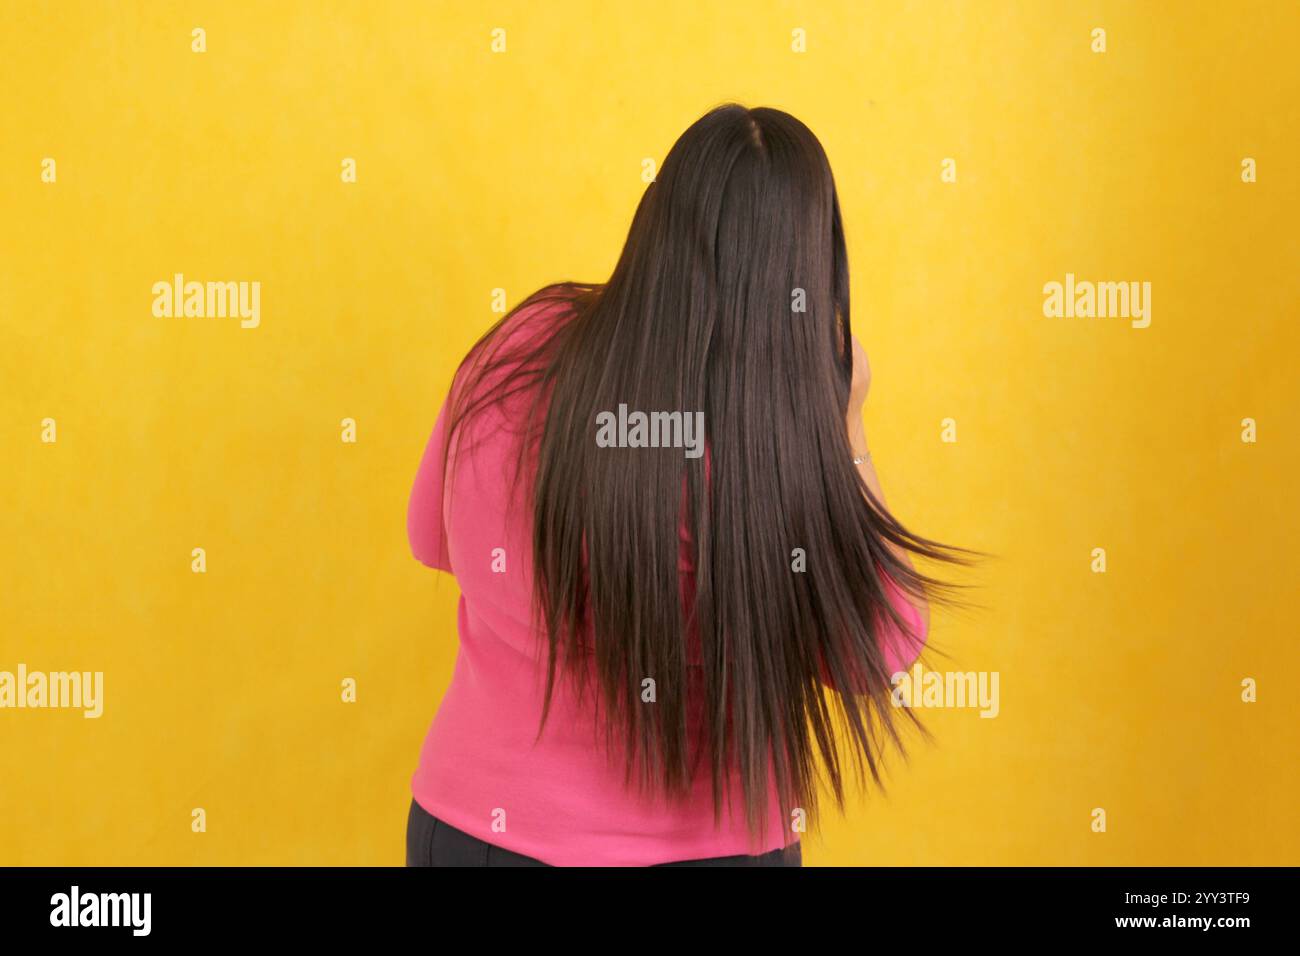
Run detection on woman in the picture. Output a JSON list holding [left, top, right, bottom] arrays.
[[405, 103, 965, 867]]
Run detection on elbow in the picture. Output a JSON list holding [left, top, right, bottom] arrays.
[[883, 593, 929, 675], [410, 542, 450, 573], [410, 542, 437, 570], [407, 509, 447, 572]]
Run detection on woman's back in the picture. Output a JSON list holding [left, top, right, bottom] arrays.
[[407, 292, 930, 865], [407, 297, 797, 866]]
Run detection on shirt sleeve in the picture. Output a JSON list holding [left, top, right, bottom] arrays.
[[407, 399, 453, 573], [817, 566, 929, 693], [876, 568, 929, 675]]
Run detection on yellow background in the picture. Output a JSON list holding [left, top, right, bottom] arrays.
[[2, 0, 1296, 866]]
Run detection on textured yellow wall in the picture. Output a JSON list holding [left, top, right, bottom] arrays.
[[1, 0, 1296, 865]]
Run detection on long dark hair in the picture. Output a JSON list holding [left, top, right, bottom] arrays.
[[443, 103, 971, 846]]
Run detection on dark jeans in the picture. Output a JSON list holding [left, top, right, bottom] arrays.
[[406, 798, 801, 867]]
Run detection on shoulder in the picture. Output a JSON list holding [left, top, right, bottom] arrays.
[[463, 283, 589, 377], [498, 282, 590, 350], [447, 282, 592, 419]]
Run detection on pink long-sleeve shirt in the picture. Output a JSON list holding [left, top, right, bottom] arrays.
[[406, 299, 927, 866]]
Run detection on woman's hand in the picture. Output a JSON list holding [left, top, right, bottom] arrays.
[[847, 335, 871, 454]]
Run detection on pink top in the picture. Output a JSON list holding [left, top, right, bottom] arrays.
[[406, 298, 928, 866]]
